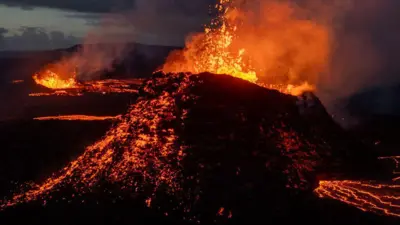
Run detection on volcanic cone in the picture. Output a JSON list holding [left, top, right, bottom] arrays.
[[1, 72, 388, 224]]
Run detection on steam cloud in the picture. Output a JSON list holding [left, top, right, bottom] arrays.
[[49, 0, 213, 81], [226, 0, 399, 102], [228, 0, 400, 120], [311, 0, 400, 119]]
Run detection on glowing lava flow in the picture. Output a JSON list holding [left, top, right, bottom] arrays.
[[316, 156, 400, 218], [315, 180, 400, 217], [28, 91, 83, 97], [33, 115, 121, 121], [30, 76, 141, 96]]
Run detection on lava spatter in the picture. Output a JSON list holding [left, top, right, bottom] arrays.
[[162, 0, 330, 95], [1, 72, 194, 212]]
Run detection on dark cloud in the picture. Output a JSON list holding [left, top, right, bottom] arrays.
[[0, 27, 8, 34], [0, 0, 215, 13], [61, 0, 216, 46], [120, 0, 213, 45], [0, 27, 80, 51], [0, 0, 135, 12]]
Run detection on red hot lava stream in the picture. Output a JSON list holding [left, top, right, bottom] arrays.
[[31, 71, 141, 96], [316, 156, 400, 217], [33, 115, 121, 121]]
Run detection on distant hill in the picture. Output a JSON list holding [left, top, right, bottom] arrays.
[[0, 42, 181, 83], [347, 84, 400, 117]]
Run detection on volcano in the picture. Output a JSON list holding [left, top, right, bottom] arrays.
[[1, 72, 390, 224]]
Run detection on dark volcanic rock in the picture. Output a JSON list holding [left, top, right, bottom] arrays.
[[0, 72, 392, 225], [137, 72, 389, 223]]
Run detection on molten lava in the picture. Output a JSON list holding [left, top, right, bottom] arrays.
[[162, 0, 330, 95], [33, 115, 121, 121], [32, 57, 142, 95], [316, 155, 400, 218], [315, 180, 400, 217], [33, 70, 78, 89], [31, 73, 141, 96]]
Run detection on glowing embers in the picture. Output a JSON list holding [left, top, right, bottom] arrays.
[[29, 91, 83, 97], [379, 156, 400, 182], [0, 73, 192, 212], [33, 115, 121, 121], [259, 82, 315, 96], [11, 80, 24, 84], [84, 79, 141, 94], [273, 123, 321, 190], [315, 180, 400, 217]]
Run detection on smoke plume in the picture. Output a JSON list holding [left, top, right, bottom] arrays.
[[310, 0, 400, 119], [46, 0, 213, 81]]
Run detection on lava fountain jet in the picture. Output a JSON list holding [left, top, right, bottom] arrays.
[[162, 0, 330, 95]]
